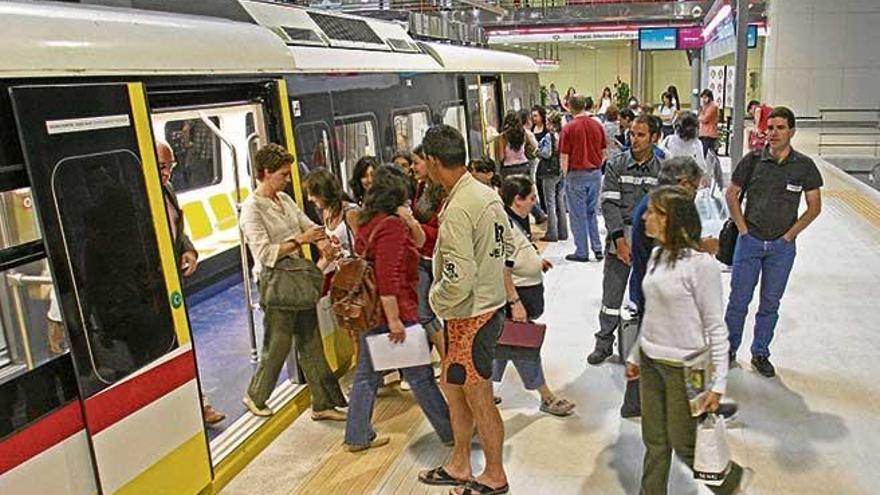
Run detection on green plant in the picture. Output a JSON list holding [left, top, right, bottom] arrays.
[[613, 78, 631, 109], [540, 85, 548, 106]]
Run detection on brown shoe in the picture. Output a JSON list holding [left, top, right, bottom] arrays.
[[345, 435, 390, 452], [203, 404, 226, 425], [311, 408, 347, 422]]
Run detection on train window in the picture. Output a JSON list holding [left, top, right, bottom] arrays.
[[442, 103, 470, 161], [163, 117, 223, 193], [392, 107, 431, 153], [295, 122, 334, 173], [0, 188, 41, 250], [52, 150, 176, 383], [479, 81, 501, 146], [0, 258, 68, 384], [334, 116, 378, 192]]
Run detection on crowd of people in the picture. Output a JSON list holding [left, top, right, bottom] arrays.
[[161, 79, 822, 493]]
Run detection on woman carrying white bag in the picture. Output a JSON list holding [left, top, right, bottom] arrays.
[[625, 186, 754, 495]]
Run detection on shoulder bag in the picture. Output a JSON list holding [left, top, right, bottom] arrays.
[[259, 255, 324, 311], [716, 154, 757, 265]]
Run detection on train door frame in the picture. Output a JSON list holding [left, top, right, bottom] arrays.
[[7, 81, 212, 494]]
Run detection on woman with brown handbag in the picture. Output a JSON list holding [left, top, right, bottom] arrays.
[[343, 165, 452, 452]]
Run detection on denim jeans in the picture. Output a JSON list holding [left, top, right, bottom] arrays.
[[541, 173, 568, 241], [493, 284, 546, 389], [344, 325, 453, 447], [417, 259, 442, 335], [565, 169, 603, 256], [724, 233, 797, 358]]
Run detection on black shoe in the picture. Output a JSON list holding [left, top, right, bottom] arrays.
[[587, 345, 612, 365], [620, 405, 641, 419], [728, 351, 738, 368], [565, 254, 590, 263], [751, 355, 776, 378], [593, 251, 604, 261], [716, 403, 738, 421]]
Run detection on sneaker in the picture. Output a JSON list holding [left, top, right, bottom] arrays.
[[242, 395, 273, 417], [751, 355, 776, 378], [565, 254, 590, 263], [400, 379, 412, 391], [587, 345, 612, 365], [345, 435, 390, 453], [716, 403, 738, 422], [593, 251, 604, 261], [733, 467, 755, 494]]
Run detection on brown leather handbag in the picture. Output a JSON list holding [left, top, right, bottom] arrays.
[[329, 217, 391, 335]]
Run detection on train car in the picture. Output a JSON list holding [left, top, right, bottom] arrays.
[[0, 1, 539, 494]]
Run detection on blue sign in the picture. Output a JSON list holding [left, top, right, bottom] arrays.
[[639, 28, 677, 51], [747, 25, 758, 48]]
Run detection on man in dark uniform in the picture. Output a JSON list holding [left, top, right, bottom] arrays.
[[588, 116, 663, 365], [156, 141, 226, 425]]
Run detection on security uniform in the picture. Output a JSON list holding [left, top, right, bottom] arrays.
[[592, 150, 662, 357]]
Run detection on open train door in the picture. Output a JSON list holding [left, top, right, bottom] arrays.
[[8, 83, 212, 494]]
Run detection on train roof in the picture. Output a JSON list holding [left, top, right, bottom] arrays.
[[0, 0, 537, 78], [419, 41, 539, 74], [0, 0, 293, 77]]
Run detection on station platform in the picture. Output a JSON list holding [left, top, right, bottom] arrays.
[[220, 151, 880, 495]]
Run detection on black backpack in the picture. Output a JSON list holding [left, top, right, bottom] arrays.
[[537, 133, 560, 177]]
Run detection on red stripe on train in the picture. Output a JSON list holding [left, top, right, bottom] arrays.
[[85, 350, 196, 435], [0, 401, 84, 475]]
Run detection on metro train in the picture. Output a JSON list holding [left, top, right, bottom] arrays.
[[0, 1, 538, 494]]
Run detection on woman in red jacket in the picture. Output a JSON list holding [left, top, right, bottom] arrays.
[[343, 165, 453, 452]]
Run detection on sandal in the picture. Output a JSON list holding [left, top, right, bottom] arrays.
[[418, 466, 469, 486], [450, 480, 510, 495], [540, 397, 575, 417]]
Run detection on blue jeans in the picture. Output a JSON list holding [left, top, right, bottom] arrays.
[[541, 174, 568, 241], [344, 325, 453, 447], [724, 233, 797, 358], [565, 169, 603, 256], [417, 259, 442, 335]]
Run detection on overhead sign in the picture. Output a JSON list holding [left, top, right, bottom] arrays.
[[488, 29, 637, 44], [639, 28, 677, 51], [677, 27, 704, 50]]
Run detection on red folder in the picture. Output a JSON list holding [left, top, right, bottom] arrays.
[[497, 320, 546, 349]]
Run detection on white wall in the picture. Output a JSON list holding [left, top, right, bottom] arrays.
[[761, 0, 880, 118]]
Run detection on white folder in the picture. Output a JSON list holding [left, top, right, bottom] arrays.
[[366, 324, 432, 371]]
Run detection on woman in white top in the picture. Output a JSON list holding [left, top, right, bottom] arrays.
[[598, 86, 613, 117], [304, 167, 358, 272], [660, 112, 707, 174], [239, 144, 347, 420], [625, 186, 752, 495], [658, 92, 678, 138], [492, 176, 575, 417]]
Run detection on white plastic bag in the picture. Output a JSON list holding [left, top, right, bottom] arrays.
[[694, 413, 732, 486], [316, 294, 337, 338]]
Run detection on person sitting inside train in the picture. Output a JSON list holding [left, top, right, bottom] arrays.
[[156, 141, 226, 427]]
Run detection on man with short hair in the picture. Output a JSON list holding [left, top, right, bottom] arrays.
[[616, 108, 636, 149], [588, 115, 663, 365], [419, 125, 519, 495], [560, 94, 607, 262], [156, 141, 226, 426], [724, 106, 822, 378]]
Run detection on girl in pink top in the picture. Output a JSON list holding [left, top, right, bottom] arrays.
[[698, 89, 720, 157]]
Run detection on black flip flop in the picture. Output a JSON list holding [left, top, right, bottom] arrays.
[[418, 466, 468, 486], [450, 480, 510, 495]]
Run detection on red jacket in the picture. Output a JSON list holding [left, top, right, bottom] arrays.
[[414, 181, 441, 258], [355, 213, 419, 324]]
